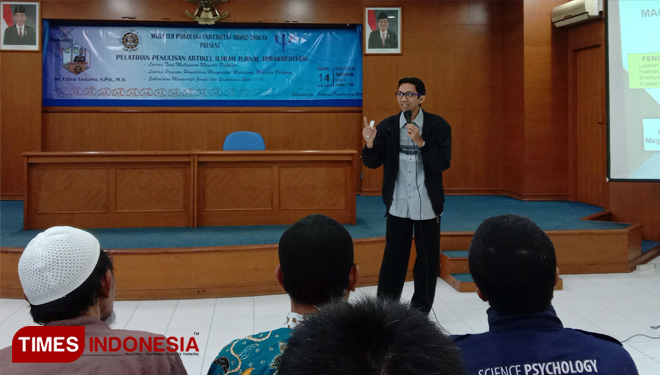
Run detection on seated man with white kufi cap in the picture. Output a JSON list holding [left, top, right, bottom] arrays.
[[0, 226, 188, 375]]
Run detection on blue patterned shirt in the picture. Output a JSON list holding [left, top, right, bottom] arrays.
[[207, 312, 304, 375]]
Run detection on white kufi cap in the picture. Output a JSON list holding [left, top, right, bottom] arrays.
[[18, 226, 100, 306]]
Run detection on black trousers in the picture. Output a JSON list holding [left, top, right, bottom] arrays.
[[377, 214, 441, 313]]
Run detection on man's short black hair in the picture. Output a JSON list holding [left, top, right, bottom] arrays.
[[278, 214, 354, 306], [398, 77, 426, 95], [29, 249, 113, 324], [278, 296, 464, 375], [468, 214, 557, 314], [13, 5, 27, 15], [377, 12, 388, 21]]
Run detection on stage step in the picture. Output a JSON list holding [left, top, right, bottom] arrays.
[[443, 273, 478, 292], [635, 241, 660, 270], [440, 250, 474, 292], [440, 250, 469, 275], [442, 273, 564, 293], [440, 250, 565, 293]]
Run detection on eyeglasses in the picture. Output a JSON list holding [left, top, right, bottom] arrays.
[[395, 91, 422, 99]]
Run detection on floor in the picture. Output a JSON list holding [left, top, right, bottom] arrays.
[[2, 259, 660, 375]]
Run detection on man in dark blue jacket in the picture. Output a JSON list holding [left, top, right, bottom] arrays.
[[453, 214, 638, 375], [362, 77, 451, 313]]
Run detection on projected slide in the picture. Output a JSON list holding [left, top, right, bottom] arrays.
[[607, 0, 660, 181]]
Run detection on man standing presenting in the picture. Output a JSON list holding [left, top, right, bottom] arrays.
[[362, 77, 452, 314], [3, 6, 36, 46], [367, 12, 398, 49]]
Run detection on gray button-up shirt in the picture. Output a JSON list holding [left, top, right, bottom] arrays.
[[388, 109, 436, 220]]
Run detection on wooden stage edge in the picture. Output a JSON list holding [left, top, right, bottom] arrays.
[[0, 222, 650, 300]]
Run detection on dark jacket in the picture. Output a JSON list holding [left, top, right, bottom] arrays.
[[452, 307, 639, 375], [367, 30, 398, 49], [362, 110, 451, 216], [3, 25, 36, 46]]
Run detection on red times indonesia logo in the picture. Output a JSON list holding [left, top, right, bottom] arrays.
[[12, 326, 85, 363], [13, 326, 200, 362]]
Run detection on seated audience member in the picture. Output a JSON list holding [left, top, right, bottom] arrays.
[[207, 214, 359, 375], [453, 214, 638, 375], [0, 226, 187, 375], [278, 296, 464, 375]]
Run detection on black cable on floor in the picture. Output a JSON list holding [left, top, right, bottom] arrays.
[[620, 325, 660, 343]]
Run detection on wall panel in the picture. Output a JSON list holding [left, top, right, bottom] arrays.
[[40, 0, 365, 24], [41, 110, 362, 152], [521, 0, 569, 197], [502, 0, 525, 195], [0, 52, 42, 199], [574, 46, 607, 207]]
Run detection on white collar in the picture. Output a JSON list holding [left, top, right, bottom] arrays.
[[285, 311, 306, 329], [399, 108, 424, 129]]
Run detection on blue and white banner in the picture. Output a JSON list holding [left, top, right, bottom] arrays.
[[43, 24, 362, 106]]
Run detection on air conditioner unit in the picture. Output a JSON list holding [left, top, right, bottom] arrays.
[[552, 0, 602, 27]]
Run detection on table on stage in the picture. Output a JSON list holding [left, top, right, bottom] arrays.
[[23, 150, 357, 229]]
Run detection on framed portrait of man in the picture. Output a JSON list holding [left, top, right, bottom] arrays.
[[1, 1, 40, 51], [364, 7, 401, 54]]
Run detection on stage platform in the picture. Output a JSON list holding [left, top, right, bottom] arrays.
[[1, 196, 658, 299]]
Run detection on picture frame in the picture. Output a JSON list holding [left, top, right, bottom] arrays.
[[1, 1, 40, 51], [364, 7, 401, 55]]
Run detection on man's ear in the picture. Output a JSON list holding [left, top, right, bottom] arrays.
[[275, 265, 284, 290], [555, 267, 560, 287], [348, 264, 360, 292], [476, 287, 488, 302], [100, 270, 113, 299], [419, 95, 426, 105]]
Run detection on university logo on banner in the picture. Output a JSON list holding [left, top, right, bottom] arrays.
[[12, 326, 85, 363]]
